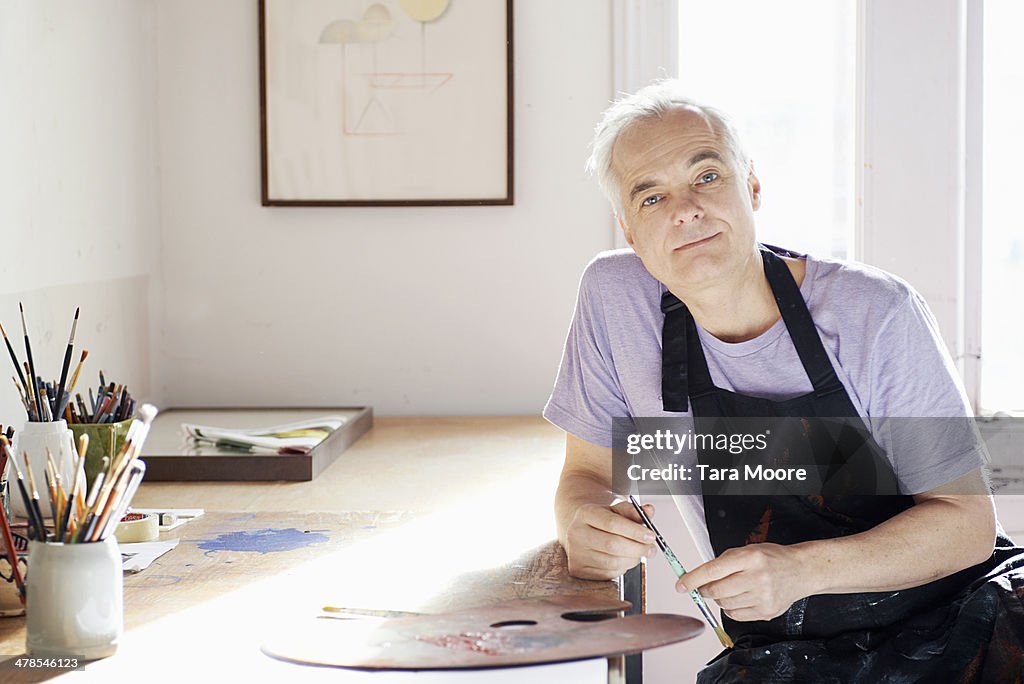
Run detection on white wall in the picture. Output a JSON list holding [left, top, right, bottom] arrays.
[[0, 0, 159, 423], [154, 0, 616, 415]]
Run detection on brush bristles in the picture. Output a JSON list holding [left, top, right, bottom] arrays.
[[714, 626, 734, 649]]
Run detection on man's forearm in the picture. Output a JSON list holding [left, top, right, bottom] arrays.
[[795, 495, 996, 595]]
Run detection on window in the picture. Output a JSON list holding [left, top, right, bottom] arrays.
[[981, 0, 1024, 411], [677, 0, 856, 259]]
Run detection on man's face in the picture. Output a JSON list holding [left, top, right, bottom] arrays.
[[611, 107, 761, 292]]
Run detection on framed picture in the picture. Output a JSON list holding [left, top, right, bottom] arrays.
[[259, 0, 513, 206]]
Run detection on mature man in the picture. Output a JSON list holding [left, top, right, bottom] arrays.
[[545, 80, 1024, 681]]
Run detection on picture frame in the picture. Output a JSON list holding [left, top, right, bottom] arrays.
[[259, 0, 513, 206]]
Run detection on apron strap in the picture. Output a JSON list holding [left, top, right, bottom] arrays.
[[660, 292, 717, 412], [760, 247, 846, 399], [660, 292, 690, 411]]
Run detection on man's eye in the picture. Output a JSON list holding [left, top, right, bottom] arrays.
[[697, 171, 719, 184], [641, 194, 662, 207]]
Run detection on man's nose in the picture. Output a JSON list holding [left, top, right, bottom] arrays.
[[671, 194, 704, 224]]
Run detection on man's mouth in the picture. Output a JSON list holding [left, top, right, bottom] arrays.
[[675, 233, 721, 251]]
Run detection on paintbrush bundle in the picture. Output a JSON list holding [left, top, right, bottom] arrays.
[[2, 304, 90, 423], [0, 404, 158, 544], [65, 371, 136, 425]]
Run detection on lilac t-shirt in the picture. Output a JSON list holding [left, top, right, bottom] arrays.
[[543, 249, 985, 560]]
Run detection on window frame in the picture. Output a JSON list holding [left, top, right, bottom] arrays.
[[614, 0, 985, 411]]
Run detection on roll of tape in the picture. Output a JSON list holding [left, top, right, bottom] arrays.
[[114, 512, 159, 543]]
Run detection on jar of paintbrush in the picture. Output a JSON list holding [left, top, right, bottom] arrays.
[[66, 371, 135, 498], [0, 305, 156, 657], [0, 305, 85, 519], [0, 404, 157, 658]]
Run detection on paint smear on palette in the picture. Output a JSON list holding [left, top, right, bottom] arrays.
[[193, 528, 330, 555], [415, 631, 565, 655]]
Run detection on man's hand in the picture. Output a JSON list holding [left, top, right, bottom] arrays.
[[677, 543, 809, 622], [564, 501, 657, 580], [556, 434, 659, 580]]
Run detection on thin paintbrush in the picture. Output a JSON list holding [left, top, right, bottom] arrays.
[[38, 387, 52, 422], [43, 467, 59, 527], [628, 495, 734, 649], [59, 434, 88, 541], [18, 304, 43, 421], [22, 454, 49, 540], [94, 456, 110, 500], [0, 321, 31, 418], [65, 349, 88, 408], [72, 458, 108, 543], [46, 449, 66, 530], [11, 377, 32, 417], [2, 440, 46, 541], [21, 362, 37, 421], [52, 307, 78, 422]]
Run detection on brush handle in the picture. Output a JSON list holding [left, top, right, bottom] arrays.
[[663, 546, 719, 620], [654, 524, 732, 648]]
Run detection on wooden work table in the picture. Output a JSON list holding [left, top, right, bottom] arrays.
[[0, 417, 630, 682]]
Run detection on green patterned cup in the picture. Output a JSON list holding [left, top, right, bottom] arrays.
[[69, 420, 133, 496]]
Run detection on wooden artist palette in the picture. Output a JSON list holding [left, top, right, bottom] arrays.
[[261, 595, 703, 670]]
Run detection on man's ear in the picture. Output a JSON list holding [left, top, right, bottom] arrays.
[[617, 216, 635, 246], [747, 163, 761, 211]]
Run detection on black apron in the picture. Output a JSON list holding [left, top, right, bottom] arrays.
[[659, 245, 1024, 682]]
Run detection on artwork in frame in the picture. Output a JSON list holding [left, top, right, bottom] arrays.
[[259, 0, 513, 206]]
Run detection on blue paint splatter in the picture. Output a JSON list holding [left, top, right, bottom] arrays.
[[193, 528, 329, 555]]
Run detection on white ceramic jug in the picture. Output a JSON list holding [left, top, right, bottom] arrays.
[[6, 420, 76, 520], [26, 536, 122, 658]]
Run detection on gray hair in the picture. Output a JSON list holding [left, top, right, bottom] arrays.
[[586, 80, 749, 215]]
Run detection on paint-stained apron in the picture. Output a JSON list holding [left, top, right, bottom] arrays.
[[659, 246, 1024, 682]]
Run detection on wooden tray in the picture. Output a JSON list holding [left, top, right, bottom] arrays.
[[138, 407, 372, 481], [261, 595, 704, 670]]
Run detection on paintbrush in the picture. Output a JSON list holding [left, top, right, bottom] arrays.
[[59, 434, 88, 541], [47, 449, 68, 533], [22, 454, 49, 540], [0, 321, 31, 418], [44, 455, 59, 523], [67, 349, 88, 396], [19, 304, 43, 421], [2, 440, 46, 541], [21, 362, 37, 421], [628, 495, 733, 649], [73, 462, 107, 544], [321, 606, 422, 619], [87, 470, 129, 541], [52, 307, 78, 422], [0, 446, 25, 602], [39, 388, 51, 422], [98, 460, 146, 541], [11, 376, 32, 416]]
